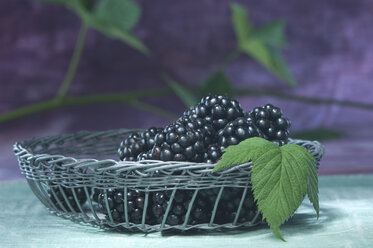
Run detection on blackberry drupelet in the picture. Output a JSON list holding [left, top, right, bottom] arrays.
[[193, 95, 244, 131], [249, 103, 291, 145], [152, 123, 206, 162], [118, 127, 162, 161], [48, 186, 87, 212], [217, 117, 262, 147], [97, 189, 151, 224]]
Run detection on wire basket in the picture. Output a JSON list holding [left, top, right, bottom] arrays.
[[13, 129, 325, 233]]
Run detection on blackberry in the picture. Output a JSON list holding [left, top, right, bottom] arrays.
[[203, 144, 224, 163], [151, 190, 192, 225], [192, 95, 244, 131], [218, 117, 262, 147], [214, 188, 258, 224], [181, 106, 197, 119], [152, 123, 206, 162], [118, 127, 162, 161], [249, 104, 291, 145], [177, 116, 218, 146], [137, 150, 153, 160], [97, 189, 151, 224], [48, 186, 87, 212]]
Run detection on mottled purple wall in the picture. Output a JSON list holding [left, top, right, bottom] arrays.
[[1, 0, 373, 179]]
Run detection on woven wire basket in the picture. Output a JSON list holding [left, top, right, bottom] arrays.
[[13, 129, 325, 233]]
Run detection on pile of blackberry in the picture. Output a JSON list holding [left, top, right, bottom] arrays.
[[96, 95, 291, 226], [97, 189, 151, 224], [48, 186, 87, 212], [150, 188, 258, 225], [117, 96, 290, 163]]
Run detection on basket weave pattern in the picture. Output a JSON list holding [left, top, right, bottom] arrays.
[[13, 129, 325, 232]]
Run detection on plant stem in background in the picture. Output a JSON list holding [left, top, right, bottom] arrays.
[[56, 22, 88, 99], [0, 88, 173, 124], [220, 50, 240, 68], [1, 86, 373, 125], [235, 89, 373, 110], [128, 100, 178, 120]]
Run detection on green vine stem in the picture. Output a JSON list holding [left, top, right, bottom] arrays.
[[236, 89, 373, 110], [56, 22, 88, 99], [0, 88, 173, 124], [1, 87, 372, 125]]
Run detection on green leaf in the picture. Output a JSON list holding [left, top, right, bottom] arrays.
[[292, 128, 343, 141], [230, 3, 296, 87], [92, 23, 149, 54], [88, 0, 149, 54], [213, 137, 318, 241], [163, 75, 198, 107], [249, 20, 286, 48], [94, 0, 141, 31], [231, 3, 253, 47], [212, 137, 276, 173], [36, 0, 67, 3], [269, 49, 296, 87], [200, 70, 234, 98], [37, 0, 148, 54]]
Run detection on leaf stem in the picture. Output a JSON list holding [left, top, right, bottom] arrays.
[[56, 22, 88, 99]]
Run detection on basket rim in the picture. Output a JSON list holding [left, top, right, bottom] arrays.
[[13, 128, 325, 174]]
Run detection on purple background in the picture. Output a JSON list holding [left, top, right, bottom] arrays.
[[1, 0, 373, 180]]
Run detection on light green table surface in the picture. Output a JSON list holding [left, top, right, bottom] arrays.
[[1, 175, 373, 248]]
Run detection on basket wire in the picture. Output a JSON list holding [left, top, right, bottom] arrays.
[[13, 129, 325, 233]]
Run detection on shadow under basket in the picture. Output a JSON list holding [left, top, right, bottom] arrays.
[[13, 129, 325, 233]]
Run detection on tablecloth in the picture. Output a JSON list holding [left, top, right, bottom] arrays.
[[1, 175, 373, 248]]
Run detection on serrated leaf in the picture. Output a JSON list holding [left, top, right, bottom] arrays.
[[213, 137, 318, 241], [94, 0, 141, 31], [163, 75, 198, 107], [200, 70, 233, 98], [212, 137, 277, 172], [249, 20, 286, 48]]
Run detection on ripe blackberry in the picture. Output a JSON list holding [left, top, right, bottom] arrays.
[[249, 104, 291, 145], [214, 188, 258, 224], [97, 189, 151, 224], [118, 127, 162, 161], [203, 144, 224, 163], [151, 190, 192, 225], [217, 117, 262, 147], [137, 150, 153, 160], [177, 116, 218, 146], [48, 186, 87, 212], [181, 106, 198, 119], [152, 123, 206, 162], [193, 95, 244, 131]]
